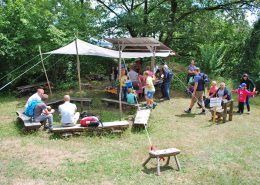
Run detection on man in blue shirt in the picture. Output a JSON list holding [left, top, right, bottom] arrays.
[[185, 67, 205, 114]]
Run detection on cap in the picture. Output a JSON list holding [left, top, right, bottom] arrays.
[[240, 83, 247, 88]]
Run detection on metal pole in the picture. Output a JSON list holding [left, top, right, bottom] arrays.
[[119, 47, 123, 120], [39, 46, 52, 95], [75, 38, 83, 111]]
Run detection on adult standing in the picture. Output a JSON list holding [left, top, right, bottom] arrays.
[[162, 65, 173, 100], [187, 59, 196, 84], [119, 68, 128, 100], [58, 95, 80, 127], [240, 73, 256, 113], [185, 67, 205, 114], [128, 65, 139, 90]]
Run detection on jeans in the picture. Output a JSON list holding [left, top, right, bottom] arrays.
[[164, 82, 171, 99], [161, 83, 165, 97], [246, 96, 250, 111], [35, 114, 53, 128]]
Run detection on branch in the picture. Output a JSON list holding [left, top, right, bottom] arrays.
[[121, 0, 130, 12], [96, 0, 120, 18], [147, 0, 168, 14], [176, 0, 256, 22]]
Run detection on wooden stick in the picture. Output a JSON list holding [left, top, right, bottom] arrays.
[[118, 47, 122, 120], [213, 106, 216, 123], [75, 38, 83, 111], [39, 46, 52, 95]]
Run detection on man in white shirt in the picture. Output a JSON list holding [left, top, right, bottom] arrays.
[[24, 89, 44, 109], [58, 95, 80, 127]]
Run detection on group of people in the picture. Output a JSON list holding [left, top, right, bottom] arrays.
[[110, 61, 173, 109], [184, 60, 257, 114], [24, 89, 80, 131]]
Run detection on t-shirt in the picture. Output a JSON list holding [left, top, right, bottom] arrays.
[[25, 93, 41, 109], [58, 102, 77, 124], [126, 93, 136, 104], [146, 76, 155, 92], [120, 75, 128, 87], [193, 74, 204, 91], [234, 88, 257, 103], [188, 65, 196, 73], [33, 103, 47, 119], [217, 89, 224, 98], [128, 70, 139, 82], [209, 86, 218, 95]]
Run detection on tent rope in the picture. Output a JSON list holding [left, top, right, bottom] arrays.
[[0, 54, 40, 82], [0, 54, 52, 91]]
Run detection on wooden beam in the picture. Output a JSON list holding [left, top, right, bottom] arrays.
[[39, 46, 52, 95], [75, 38, 83, 111]]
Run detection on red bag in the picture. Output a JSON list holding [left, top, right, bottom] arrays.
[[80, 116, 100, 127]]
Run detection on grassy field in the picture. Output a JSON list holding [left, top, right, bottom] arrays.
[[0, 90, 260, 185]]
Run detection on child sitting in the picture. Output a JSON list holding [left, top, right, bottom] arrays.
[[232, 83, 257, 114], [204, 81, 218, 108], [126, 88, 137, 104]]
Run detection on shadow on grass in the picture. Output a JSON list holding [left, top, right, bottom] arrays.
[[142, 165, 175, 175], [175, 113, 196, 118], [14, 119, 41, 136]]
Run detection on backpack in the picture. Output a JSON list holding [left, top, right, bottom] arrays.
[[24, 99, 42, 117], [80, 116, 102, 127], [200, 73, 210, 84]]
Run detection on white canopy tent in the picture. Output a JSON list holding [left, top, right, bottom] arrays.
[[46, 38, 171, 58]]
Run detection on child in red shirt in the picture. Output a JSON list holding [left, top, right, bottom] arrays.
[[232, 83, 257, 114]]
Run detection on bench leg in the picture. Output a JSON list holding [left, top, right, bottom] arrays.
[[223, 116, 227, 123], [165, 156, 170, 166], [229, 113, 233, 121], [142, 156, 151, 167], [174, 155, 181, 171], [157, 156, 160, 176]]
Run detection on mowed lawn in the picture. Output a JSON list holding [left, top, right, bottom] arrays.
[[0, 94, 260, 185]]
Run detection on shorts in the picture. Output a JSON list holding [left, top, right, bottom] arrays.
[[146, 91, 155, 99]]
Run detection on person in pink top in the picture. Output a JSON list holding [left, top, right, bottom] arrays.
[[204, 81, 218, 107], [232, 83, 257, 114]]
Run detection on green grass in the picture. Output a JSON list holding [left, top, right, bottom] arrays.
[[0, 92, 260, 185]]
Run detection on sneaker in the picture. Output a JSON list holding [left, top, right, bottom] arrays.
[[184, 109, 191, 113], [247, 111, 250, 114], [152, 103, 157, 109]]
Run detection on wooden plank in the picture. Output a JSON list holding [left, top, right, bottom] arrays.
[[134, 109, 151, 126], [16, 111, 41, 130], [51, 121, 129, 133], [101, 98, 139, 107], [149, 148, 181, 157]]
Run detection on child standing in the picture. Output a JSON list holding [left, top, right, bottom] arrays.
[[232, 83, 257, 114]]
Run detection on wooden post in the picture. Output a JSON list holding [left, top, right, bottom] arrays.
[[118, 47, 123, 120], [213, 106, 216, 123], [75, 38, 83, 111], [151, 47, 155, 72], [39, 46, 52, 95]]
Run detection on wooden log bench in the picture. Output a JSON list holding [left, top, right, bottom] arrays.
[[143, 148, 181, 176], [47, 97, 92, 108], [51, 121, 129, 136], [16, 111, 42, 131], [101, 98, 140, 108], [17, 82, 53, 95], [134, 109, 151, 127], [211, 99, 233, 123]]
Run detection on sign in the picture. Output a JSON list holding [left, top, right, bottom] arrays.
[[210, 98, 222, 107]]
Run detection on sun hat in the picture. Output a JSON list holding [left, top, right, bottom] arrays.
[[240, 83, 247, 88]]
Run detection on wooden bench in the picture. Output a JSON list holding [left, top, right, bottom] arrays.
[[143, 148, 181, 176], [51, 121, 129, 136], [134, 109, 151, 127], [211, 99, 233, 123], [101, 98, 140, 108], [16, 111, 42, 131], [17, 82, 52, 95], [47, 97, 92, 107]]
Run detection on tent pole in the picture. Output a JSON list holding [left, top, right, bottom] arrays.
[[119, 47, 122, 120], [39, 46, 52, 96], [75, 38, 83, 111]]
